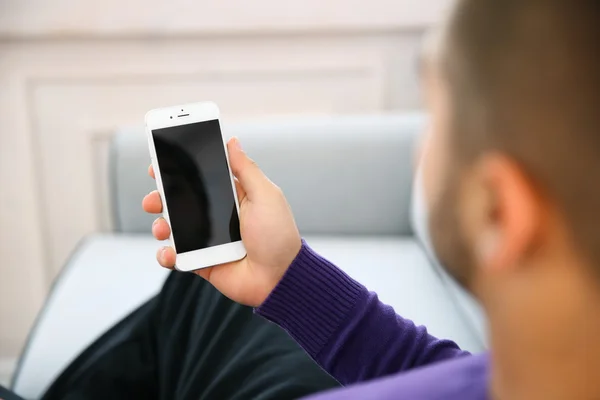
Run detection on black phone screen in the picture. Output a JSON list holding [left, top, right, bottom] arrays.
[[151, 119, 241, 254]]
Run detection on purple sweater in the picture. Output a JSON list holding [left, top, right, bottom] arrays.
[[256, 240, 489, 399]]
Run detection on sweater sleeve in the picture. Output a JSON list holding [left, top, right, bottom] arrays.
[[255, 240, 470, 386]]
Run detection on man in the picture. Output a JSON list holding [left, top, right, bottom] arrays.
[[3, 0, 599, 398], [143, 0, 600, 398]]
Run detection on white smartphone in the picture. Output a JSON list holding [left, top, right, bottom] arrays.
[[145, 101, 246, 271]]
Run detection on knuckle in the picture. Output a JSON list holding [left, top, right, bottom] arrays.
[[248, 158, 260, 170], [272, 184, 284, 197]]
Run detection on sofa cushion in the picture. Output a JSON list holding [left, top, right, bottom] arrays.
[[12, 236, 169, 399], [12, 233, 485, 399]]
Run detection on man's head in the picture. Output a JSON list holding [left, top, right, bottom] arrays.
[[421, 0, 600, 300]]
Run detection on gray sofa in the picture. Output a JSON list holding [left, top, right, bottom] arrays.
[[11, 114, 487, 399]]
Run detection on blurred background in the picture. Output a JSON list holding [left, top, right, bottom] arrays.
[[0, 0, 451, 385]]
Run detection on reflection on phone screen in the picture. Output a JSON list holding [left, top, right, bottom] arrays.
[[152, 120, 241, 254]]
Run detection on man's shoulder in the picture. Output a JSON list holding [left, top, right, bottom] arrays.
[[305, 353, 490, 400]]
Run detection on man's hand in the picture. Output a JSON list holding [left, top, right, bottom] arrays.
[[142, 137, 301, 307]]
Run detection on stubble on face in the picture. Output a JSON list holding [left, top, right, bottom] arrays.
[[422, 65, 478, 292]]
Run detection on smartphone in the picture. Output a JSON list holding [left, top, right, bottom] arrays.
[[145, 101, 246, 271]]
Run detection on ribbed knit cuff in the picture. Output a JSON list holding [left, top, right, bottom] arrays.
[[255, 239, 366, 358]]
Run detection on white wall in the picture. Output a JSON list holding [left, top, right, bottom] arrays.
[[0, 0, 451, 382]]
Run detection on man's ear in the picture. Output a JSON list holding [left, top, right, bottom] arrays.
[[476, 226, 501, 268], [475, 154, 542, 272]]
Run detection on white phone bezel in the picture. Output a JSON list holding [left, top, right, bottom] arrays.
[[145, 101, 246, 272]]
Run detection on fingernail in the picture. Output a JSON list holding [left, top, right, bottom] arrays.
[[232, 137, 242, 150], [160, 248, 168, 260]]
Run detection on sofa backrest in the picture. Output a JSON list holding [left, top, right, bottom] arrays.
[[110, 113, 426, 236]]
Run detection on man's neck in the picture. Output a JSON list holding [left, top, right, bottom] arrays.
[[486, 269, 600, 400]]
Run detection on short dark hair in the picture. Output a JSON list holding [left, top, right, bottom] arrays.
[[442, 0, 600, 270]]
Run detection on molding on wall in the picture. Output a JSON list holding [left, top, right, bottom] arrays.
[[90, 131, 117, 234]]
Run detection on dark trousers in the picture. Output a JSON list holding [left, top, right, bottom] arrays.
[[7, 271, 339, 400]]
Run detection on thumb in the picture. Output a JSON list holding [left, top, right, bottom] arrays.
[[227, 137, 270, 198]]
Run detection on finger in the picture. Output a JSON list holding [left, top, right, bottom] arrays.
[[157, 246, 176, 269], [194, 266, 212, 281], [148, 164, 155, 179], [142, 190, 163, 214], [193, 259, 246, 299], [227, 137, 271, 199], [233, 178, 247, 205], [152, 217, 171, 241], [193, 259, 242, 286]]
